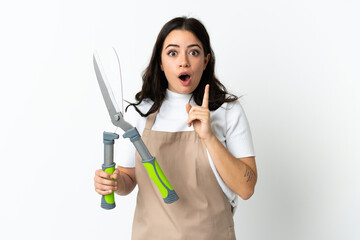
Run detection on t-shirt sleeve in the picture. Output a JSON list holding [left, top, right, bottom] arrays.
[[225, 100, 255, 158]]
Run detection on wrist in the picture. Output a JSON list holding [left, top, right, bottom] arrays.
[[202, 132, 217, 146], [115, 175, 126, 195]]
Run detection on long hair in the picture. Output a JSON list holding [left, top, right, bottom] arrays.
[[127, 17, 238, 117]]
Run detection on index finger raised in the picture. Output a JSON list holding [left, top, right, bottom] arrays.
[[202, 84, 210, 108]]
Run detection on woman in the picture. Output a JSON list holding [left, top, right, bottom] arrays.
[[94, 17, 257, 239]]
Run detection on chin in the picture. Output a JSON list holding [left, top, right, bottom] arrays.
[[169, 85, 195, 94], [180, 89, 193, 94], [178, 87, 196, 94]]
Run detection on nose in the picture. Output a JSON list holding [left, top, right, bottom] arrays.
[[179, 53, 190, 68]]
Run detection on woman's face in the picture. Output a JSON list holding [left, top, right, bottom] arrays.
[[161, 30, 210, 94]]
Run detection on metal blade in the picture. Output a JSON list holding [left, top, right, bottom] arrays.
[[112, 47, 125, 114], [93, 51, 119, 116], [93, 51, 133, 131]]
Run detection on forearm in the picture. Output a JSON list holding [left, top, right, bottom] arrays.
[[115, 167, 137, 196], [203, 134, 257, 200]]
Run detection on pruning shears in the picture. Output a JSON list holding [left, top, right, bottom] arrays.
[[93, 48, 179, 209]]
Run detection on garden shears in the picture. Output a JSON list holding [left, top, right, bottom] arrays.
[[93, 48, 179, 209]]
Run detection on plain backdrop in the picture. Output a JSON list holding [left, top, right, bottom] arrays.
[[1, 0, 359, 239]]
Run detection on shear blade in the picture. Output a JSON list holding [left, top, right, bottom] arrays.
[[94, 48, 123, 110], [93, 48, 132, 131]]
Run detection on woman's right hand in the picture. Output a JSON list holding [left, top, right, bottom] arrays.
[[94, 168, 122, 196]]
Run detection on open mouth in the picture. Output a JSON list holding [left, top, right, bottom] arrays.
[[178, 73, 191, 82]]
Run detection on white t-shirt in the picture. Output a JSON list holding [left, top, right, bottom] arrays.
[[116, 89, 255, 207]]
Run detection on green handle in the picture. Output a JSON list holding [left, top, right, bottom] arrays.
[[142, 157, 179, 204], [101, 132, 118, 210], [101, 164, 116, 209], [123, 128, 179, 204]]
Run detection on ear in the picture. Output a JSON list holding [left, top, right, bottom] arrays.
[[203, 53, 210, 70], [160, 63, 164, 71]]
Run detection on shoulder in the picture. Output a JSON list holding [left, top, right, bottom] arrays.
[[223, 99, 246, 118], [211, 98, 250, 137], [224, 99, 249, 130], [213, 98, 246, 120]]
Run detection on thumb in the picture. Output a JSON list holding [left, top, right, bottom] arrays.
[[186, 103, 192, 113], [111, 169, 120, 180]]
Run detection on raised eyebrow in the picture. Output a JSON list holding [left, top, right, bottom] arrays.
[[164, 43, 202, 50], [165, 44, 179, 49], [187, 44, 202, 49]]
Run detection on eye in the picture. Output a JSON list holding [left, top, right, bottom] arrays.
[[167, 50, 177, 57], [189, 49, 200, 56]]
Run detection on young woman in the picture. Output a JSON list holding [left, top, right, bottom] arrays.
[[94, 17, 257, 239]]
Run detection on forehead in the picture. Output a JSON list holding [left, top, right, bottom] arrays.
[[163, 30, 202, 48]]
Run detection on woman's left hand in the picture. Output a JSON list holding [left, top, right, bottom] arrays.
[[186, 84, 214, 140]]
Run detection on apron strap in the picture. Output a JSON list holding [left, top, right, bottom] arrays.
[[144, 110, 159, 130]]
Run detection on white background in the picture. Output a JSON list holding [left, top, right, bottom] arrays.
[[1, 0, 359, 239]]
